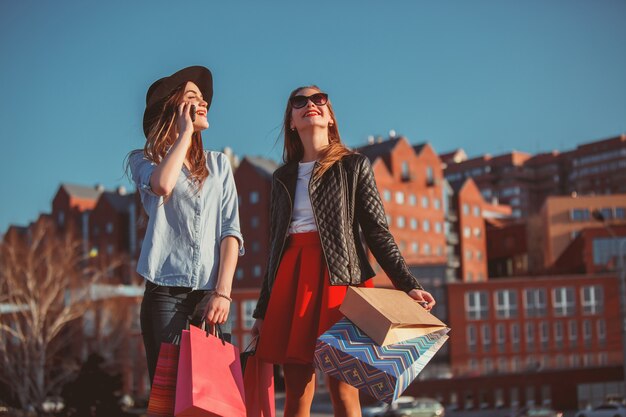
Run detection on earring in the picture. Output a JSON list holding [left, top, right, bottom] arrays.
[[290, 127, 295, 131], [329, 121, 334, 127]]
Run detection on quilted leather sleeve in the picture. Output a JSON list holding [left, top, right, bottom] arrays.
[[354, 155, 423, 292]]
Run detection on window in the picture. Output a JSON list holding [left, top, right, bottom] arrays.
[[600, 207, 613, 220], [554, 322, 563, 349], [467, 272, 474, 281], [463, 227, 471, 238], [593, 237, 625, 265], [496, 323, 506, 352], [466, 291, 489, 320], [250, 191, 260, 204], [423, 220, 430, 232], [467, 325, 477, 353], [583, 320, 592, 347], [251, 241, 261, 253], [397, 216, 405, 228], [465, 250, 472, 261], [495, 290, 518, 319], [421, 196, 429, 208], [433, 199, 441, 210], [511, 323, 520, 352], [401, 162, 410, 180], [434, 222, 442, 233], [481, 324, 492, 352], [236, 268, 244, 280], [57, 211, 65, 226], [408, 194, 417, 206], [476, 251, 483, 261], [463, 203, 470, 215], [395, 192, 405, 204], [473, 227, 482, 238], [106, 222, 113, 234], [230, 301, 238, 328], [597, 319, 606, 346], [423, 243, 431, 255], [106, 245, 114, 255], [582, 285, 604, 315], [250, 216, 260, 228], [524, 288, 547, 318], [473, 205, 481, 217], [553, 287, 575, 317], [568, 320, 578, 348], [497, 358, 508, 374], [242, 300, 256, 329], [411, 242, 419, 253], [426, 166, 434, 183], [616, 207, 626, 219], [253, 265, 262, 277], [540, 322, 549, 350], [570, 208, 590, 221], [383, 190, 391, 202], [410, 218, 418, 230], [525, 322, 535, 351]]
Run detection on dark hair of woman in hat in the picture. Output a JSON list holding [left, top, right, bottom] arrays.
[[251, 85, 435, 417], [127, 66, 244, 384]]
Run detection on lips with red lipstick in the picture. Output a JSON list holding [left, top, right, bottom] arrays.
[[303, 110, 321, 118]]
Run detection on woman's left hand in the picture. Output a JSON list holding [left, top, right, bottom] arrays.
[[203, 294, 230, 325], [407, 289, 436, 311]]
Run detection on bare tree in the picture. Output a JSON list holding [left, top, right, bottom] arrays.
[[0, 220, 120, 412]]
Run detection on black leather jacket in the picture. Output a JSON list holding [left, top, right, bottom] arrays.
[[252, 153, 423, 319]]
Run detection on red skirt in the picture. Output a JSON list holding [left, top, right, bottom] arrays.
[[256, 231, 372, 364]]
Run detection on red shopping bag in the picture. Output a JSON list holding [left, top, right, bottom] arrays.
[[147, 343, 180, 417], [243, 354, 275, 417], [175, 324, 246, 417]]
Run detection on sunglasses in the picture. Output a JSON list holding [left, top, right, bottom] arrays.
[[290, 93, 329, 109]]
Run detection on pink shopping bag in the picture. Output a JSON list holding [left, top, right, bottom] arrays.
[[175, 324, 246, 417]]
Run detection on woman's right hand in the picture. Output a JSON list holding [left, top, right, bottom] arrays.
[[252, 318, 263, 337], [176, 102, 195, 139]]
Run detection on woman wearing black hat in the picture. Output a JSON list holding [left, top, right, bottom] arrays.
[[128, 66, 244, 383], [251, 85, 435, 417]]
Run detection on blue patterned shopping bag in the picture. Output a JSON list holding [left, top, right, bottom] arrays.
[[314, 317, 449, 403]]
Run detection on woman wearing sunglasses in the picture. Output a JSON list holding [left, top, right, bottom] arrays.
[[252, 86, 435, 417], [127, 66, 244, 383]]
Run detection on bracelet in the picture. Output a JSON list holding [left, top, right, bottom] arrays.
[[211, 291, 232, 303]]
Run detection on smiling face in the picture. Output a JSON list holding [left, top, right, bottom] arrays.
[[289, 87, 334, 133], [182, 81, 209, 131]]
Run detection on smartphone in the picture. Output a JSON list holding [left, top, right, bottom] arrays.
[[190, 104, 196, 122]]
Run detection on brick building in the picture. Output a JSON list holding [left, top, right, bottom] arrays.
[[442, 134, 626, 218], [231, 156, 278, 348], [535, 194, 626, 270], [426, 273, 622, 410]]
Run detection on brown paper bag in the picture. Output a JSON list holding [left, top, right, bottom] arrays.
[[339, 287, 447, 346]]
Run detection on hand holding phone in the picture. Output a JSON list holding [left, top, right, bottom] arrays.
[[190, 104, 196, 122]]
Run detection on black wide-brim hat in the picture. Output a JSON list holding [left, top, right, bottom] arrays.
[[143, 65, 213, 138]]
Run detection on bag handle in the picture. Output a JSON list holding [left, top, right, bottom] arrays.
[[199, 321, 227, 346], [242, 335, 259, 354]]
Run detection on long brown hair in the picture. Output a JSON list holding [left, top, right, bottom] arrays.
[[143, 82, 208, 185], [282, 85, 353, 180]]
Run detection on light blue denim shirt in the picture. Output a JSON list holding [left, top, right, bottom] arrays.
[[129, 150, 244, 290]]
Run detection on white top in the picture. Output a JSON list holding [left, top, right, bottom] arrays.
[[288, 161, 318, 234]]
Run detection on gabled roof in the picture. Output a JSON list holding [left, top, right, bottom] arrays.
[[244, 156, 279, 180], [356, 137, 403, 162], [102, 192, 135, 213], [61, 183, 104, 200]]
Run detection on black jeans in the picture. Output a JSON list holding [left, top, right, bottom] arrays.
[[140, 281, 231, 384]]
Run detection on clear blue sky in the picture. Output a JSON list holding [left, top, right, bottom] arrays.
[[1, 0, 625, 232]]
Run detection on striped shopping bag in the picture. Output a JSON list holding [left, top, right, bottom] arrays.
[[147, 343, 180, 417]]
